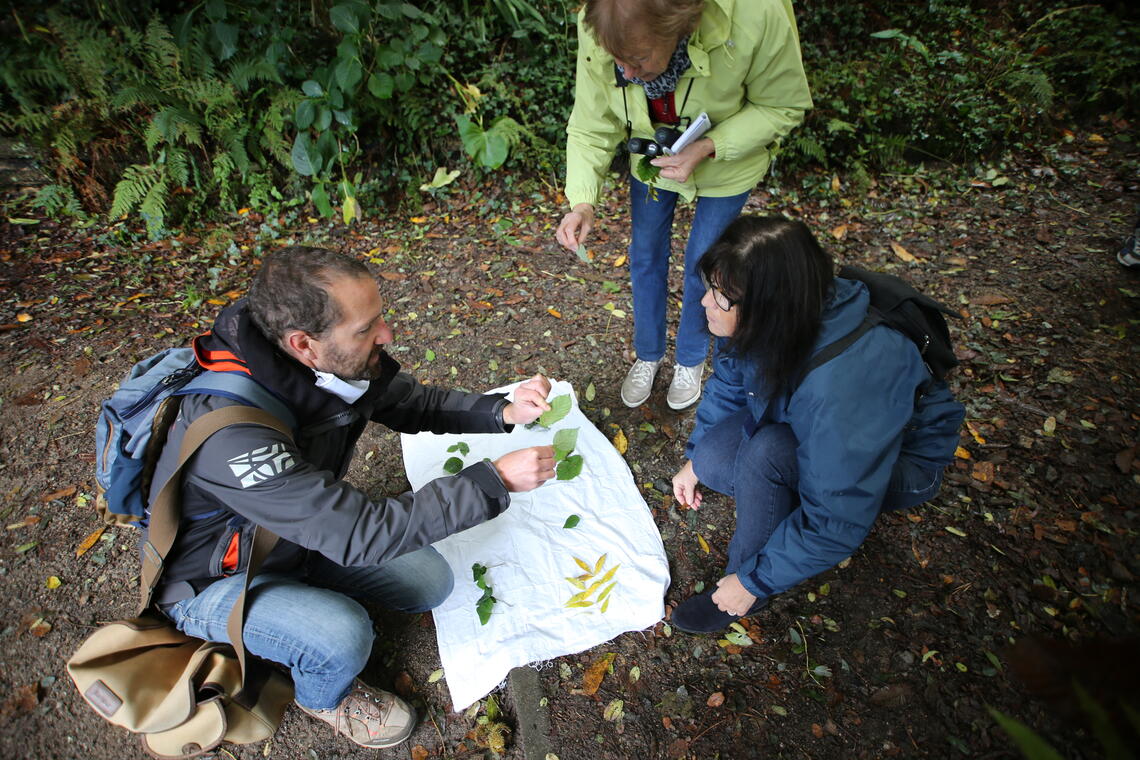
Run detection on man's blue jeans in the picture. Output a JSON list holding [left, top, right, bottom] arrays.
[[164, 546, 453, 710], [691, 410, 944, 577], [628, 179, 749, 367]]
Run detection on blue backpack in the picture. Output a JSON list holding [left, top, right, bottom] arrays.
[[94, 347, 296, 527]]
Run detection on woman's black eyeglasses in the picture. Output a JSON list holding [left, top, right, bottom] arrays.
[[700, 271, 738, 311]]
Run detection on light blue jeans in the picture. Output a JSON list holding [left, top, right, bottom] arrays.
[[691, 410, 943, 576], [628, 178, 749, 367], [164, 546, 454, 710]]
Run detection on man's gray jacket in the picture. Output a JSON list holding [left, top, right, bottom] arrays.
[[146, 299, 512, 605]]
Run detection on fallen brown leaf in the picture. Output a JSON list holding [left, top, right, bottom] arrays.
[[581, 652, 615, 696], [76, 527, 105, 557], [410, 745, 429, 760], [889, 241, 916, 262], [706, 691, 725, 707], [40, 486, 77, 502]]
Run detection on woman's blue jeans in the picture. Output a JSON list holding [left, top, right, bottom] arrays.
[[628, 178, 749, 367], [164, 546, 454, 710], [691, 410, 944, 577]]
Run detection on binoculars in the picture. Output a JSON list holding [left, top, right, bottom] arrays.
[[626, 125, 685, 158]]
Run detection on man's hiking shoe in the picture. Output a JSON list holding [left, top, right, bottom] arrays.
[[667, 362, 704, 410], [1118, 231, 1140, 270], [621, 358, 662, 407], [299, 679, 416, 749], [672, 590, 768, 634]]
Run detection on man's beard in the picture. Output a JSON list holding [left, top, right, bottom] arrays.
[[324, 344, 385, 381]]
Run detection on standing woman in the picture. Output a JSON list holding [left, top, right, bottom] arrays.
[[670, 216, 965, 632], [555, 0, 813, 410]]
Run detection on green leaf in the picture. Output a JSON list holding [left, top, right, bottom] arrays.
[[210, 22, 238, 60], [603, 699, 624, 722], [576, 244, 590, 263], [987, 707, 1064, 760], [447, 442, 470, 456], [314, 106, 333, 132], [367, 72, 394, 99], [291, 133, 321, 177], [425, 348, 436, 361], [632, 157, 661, 184], [723, 630, 753, 646], [311, 183, 334, 217], [455, 115, 509, 169], [585, 382, 596, 401], [556, 454, 584, 481], [476, 594, 495, 625], [301, 79, 324, 97], [329, 4, 360, 33], [472, 563, 487, 585], [295, 99, 316, 130], [443, 456, 464, 475], [420, 166, 460, 190], [335, 57, 363, 92], [553, 427, 579, 462], [535, 394, 572, 428], [563, 514, 580, 529], [428, 668, 444, 683]]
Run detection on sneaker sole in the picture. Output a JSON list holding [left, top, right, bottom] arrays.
[[666, 390, 701, 411], [621, 390, 650, 407]]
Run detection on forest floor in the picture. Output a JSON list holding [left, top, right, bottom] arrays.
[[1, 120, 1138, 760]]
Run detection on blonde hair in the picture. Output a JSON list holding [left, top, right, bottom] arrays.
[[582, 0, 705, 60]]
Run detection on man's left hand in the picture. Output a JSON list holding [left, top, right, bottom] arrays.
[[502, 374, 553, 425], [712, 573, 757, 616], [650, 137, 715, 183]]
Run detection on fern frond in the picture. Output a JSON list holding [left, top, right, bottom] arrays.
[[139, 170, 169, 232], [110, 163, 163, 218], [791, 134, 827, 164], [142, 17, 182, 84], [165, 146, 191, 186], [227, 58, 282, 91]]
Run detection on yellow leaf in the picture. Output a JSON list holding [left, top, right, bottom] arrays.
[[612, 428, 628, 455], [566, 600, 594, 608], [76, 527, 105, 557], [16, 312, 32, 322], [954, 446, 971, 460], [547, 307, 562, 319], [565, 590, 589, 605], [207, 298, 227, 305], [890, 241, 916, 262], [409, 216, 428, 224], [596, 564, 620, 586], [965, 420, 987, 445], [601, 597, 610, 613], [573, 557, 592, 573], [565, 576, 586, 590], [46, 576, 61, 589], [945, 526, 967, 537], [237, 207, 250, 215], [698, 534, 710, 553], [594, 553, 607, 574], [581, 653, 615, 695], [613, 255, 627, 268], [830, 175, 841, 192], [830, 224, 848, 240], [1088, 133, 1105, 143], [597, 581, 617, 603]]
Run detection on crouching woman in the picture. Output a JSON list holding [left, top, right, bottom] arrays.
[[670, 215, 965, 633]]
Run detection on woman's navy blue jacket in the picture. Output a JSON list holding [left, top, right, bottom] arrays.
[[686, 277, 965, 599]]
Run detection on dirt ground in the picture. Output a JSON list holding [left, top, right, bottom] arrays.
[[1, 121, 1138, 760]]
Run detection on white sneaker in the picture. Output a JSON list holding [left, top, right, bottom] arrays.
[[620, 358, 662, 407], [667, 362, 704, 410]]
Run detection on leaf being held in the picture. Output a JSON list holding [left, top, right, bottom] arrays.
[[535, 394, 572, 428], [553, 427, 579, 462], [556, 454, 584, 480], [443, 456, 464, 475]]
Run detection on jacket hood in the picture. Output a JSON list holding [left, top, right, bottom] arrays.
[[193, 298, 401, 426]]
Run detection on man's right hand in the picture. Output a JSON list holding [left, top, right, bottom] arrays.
[[672, 459, 702, 509], [555, 203, 596, 253], [494, 445, 556, 492]]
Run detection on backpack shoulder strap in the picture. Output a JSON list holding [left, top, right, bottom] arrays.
[[178, 371, 298, 430], [139, 406, 292, 613], [790, 306, 884, 396]]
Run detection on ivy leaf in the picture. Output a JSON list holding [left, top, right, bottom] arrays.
[[563, 514, 580, 529], [447, 442, 470, 456], [443, 457, 464, 474], [556, 454, 583, 481], [535, 394, 572, 428], [553, 427, 579, 462]]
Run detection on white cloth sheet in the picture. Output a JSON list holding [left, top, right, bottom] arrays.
[[400, 380, 670, 711]]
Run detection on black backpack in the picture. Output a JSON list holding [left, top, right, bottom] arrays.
[[793, 265, 960, 392]]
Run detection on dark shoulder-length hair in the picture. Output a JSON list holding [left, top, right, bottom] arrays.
[[699, 215, 834, 398]]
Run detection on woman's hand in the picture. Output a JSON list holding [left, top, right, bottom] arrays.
[[555, 203, 596, 253], [672, 459, 703, 510], [650, 137, 716, 183], [712, 574, 757, 616]]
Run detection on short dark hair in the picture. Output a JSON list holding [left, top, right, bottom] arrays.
[[248, 246, 371, 343], [583, 0, 704, 60], [699, 216, 834, 399]]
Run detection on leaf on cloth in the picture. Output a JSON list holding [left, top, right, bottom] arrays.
[[563, 514, 580, 529], [556, 454, 583, 480], [448, 442, 471, 456], [553, 428, 579, 462], [443, 457, 464, 475]]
